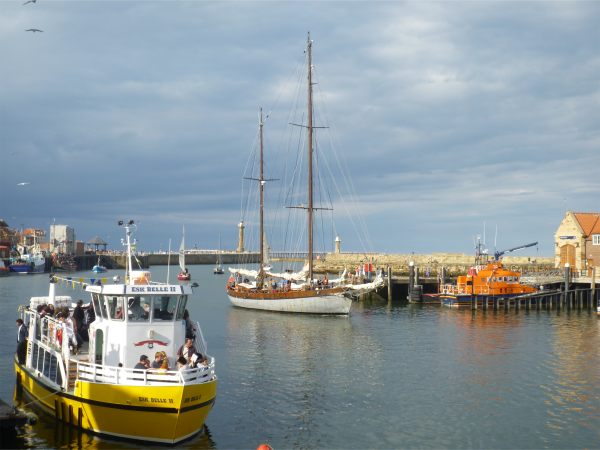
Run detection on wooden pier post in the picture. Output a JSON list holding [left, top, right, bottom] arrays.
[[591, 267, 596, 311], [564, 264, 571, 310], [387, 266, 392, 303], [408, 261, 415, 299]]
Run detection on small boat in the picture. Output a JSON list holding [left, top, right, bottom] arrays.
[[9, 248, 45, 274], [436, 239, 538, 307], [91, 257, 107, 273], [177, 226, 191, 281], [213, 234, 224, 275], [226, 35, 383, 314], [14, 220, 216, 443]]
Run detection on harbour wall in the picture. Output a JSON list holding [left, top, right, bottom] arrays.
[[75, 252, 259, 270]]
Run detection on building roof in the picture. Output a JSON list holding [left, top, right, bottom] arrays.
[[573, 212, 600, 236], [87, 236, 108, 245]]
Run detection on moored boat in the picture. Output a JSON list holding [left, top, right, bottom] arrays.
[[14, 220, 216, 444], [177, 226, 191, 281], [436, 239, 538, 307], [226, 35, 383, 314], [91, 256, 107, 273]]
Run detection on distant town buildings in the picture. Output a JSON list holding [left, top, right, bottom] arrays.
[[554, 211, 600, 273], [50, 224, 76, 254]]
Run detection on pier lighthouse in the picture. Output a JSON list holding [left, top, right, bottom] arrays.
[[237, 221, 245, 253]]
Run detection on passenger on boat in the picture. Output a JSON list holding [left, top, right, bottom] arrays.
[[134, 355, 150, 370], [177, 338, 197, 363], [176, 356, 188, 371], [151, 351, 164, 369], [128, 297, 146, 321], [184, 309, 195, 339], [16, 319, 28, 364]]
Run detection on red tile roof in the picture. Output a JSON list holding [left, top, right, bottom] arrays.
[[573, 212, 600, 236]]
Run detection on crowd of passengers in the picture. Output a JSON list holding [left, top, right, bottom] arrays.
[[133, 338, 209, 373], [34, 299, 94, 354]]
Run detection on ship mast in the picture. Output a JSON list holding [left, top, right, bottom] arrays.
[[307, 32, 314, 282], [259, 107, 265, 280]]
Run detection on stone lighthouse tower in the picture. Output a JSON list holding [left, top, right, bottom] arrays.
[[236, 221, 245, 253], [335, 235, 341, 254]]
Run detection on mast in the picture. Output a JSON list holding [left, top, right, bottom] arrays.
[[259, 107, 265, 275], [307, 32, 314, 282]]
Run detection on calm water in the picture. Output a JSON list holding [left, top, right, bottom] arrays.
[[1, 266, 600, 449]]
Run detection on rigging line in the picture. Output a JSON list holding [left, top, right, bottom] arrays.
[[310, 65, 374, 253]]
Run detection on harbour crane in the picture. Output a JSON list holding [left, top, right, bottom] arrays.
[[494, 241, 538, 261]]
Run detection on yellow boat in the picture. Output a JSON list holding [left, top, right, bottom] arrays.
[[15, 220, 217, 443]]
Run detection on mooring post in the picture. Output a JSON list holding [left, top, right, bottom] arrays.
[[591, 267, 596, 311], [387, 266, 392, 303], [408, 261, 415, 299], [564, 263, 571, 309], [415, 265, 420, 288]]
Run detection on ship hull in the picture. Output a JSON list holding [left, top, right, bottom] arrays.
[[227, 289, 352, 314], [15, 360, 217, 444], [441, 293, 536, 308]]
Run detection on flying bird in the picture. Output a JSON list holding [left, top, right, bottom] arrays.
[[23, 0, 37, 4], [17, 182, 30, 186], [25, 28, 43, 32]]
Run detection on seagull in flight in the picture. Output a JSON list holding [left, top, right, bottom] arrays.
[[23, 0, 37, 4], [17, 182, 30, 186], [25, 28, 43, 32]]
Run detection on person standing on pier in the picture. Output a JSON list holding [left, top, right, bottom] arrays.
[[16, 319, 28, 364]]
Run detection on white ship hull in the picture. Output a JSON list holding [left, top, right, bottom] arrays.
[[227, 293, 352, 314]]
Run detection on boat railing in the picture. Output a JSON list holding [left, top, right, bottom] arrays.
[[73, 358, 215, 386]]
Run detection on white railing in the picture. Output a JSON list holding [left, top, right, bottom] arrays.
[[73, 358, 215, 386]]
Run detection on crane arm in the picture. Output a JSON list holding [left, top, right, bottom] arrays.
[[494, 242, 538, 261]]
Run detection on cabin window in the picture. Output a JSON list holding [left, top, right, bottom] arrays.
[[92, 293, 103, 319], [153, 296, 177, 321], [175, 295, 188, 320], [593, 235, 600, 245], [106, 297, 125, 321], [127, 296, 150, 322]]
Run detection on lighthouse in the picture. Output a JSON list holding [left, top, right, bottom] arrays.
[[237, 221, 245, 253]]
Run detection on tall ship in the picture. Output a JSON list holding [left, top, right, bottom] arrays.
[[226, 34, 382, 314], [14, 220, 217, 443], [436, 239, 539, 307]]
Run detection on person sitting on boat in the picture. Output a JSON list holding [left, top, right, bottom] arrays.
[[151, 351, 165, 369], [176, 356, 188, 371], [177, 338, 197, 363], [134, 354, 150, 370], [128, 297, 146, 321]]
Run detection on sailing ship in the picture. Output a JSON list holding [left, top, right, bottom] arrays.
[[14, 220, 216, 443], [177, 226, 191, 281], [226, 34, 383, 314]]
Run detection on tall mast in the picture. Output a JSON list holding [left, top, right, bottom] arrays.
[[307, 32, 314, 281], [259, 107, 265, 275]]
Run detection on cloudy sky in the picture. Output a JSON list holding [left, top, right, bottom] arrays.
[[1, 1, 599, 256]]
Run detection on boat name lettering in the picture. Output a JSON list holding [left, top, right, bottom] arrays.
[[183, 395, 202, 403], [138, 396, 173, 404], [130, 286, 177, 293]]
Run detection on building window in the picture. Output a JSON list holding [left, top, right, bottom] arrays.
[[593, 235, 600, 245]]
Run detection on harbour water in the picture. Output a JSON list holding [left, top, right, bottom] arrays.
[[1, 266, 600, 449]]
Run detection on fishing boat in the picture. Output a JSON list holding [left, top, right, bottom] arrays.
[[434, 239, 538, 307], [226, 35, 383, 314], [177, 226, 191, 281], [14, 220, 216, 444], [213, 234, 224, 275], [9, 247, 45, 274], [91, 256, 107, 273]]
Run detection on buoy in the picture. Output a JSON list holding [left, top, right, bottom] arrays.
[[257, 444, 272, 450]]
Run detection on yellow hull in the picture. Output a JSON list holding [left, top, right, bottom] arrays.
[[15, 361, 217, 444]]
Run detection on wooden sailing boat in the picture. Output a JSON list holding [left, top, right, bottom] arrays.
[[226, 34, 380, 314], [177, 225, 191, 281]]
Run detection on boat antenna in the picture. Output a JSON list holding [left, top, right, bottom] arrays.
[[119, 219, 135, 282], [166, 238, 171, 283]]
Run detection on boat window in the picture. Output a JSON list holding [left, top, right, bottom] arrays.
[[127, 296, 150, 322], [92, 293, 103, 319], [153, 296, 176, 321], [175, 295, 188, 320], [106, 296, 125, 321]]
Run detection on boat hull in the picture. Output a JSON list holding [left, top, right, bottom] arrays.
[[91, 266, 107, 273], [15, 360, 217, 444], [441, 293, 535, 308], [227, 289, 352, 314]]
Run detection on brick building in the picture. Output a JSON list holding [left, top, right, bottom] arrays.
[[554, 211, 600, 273]]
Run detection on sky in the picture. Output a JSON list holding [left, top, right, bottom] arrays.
[[1, 1, 599, 257]]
